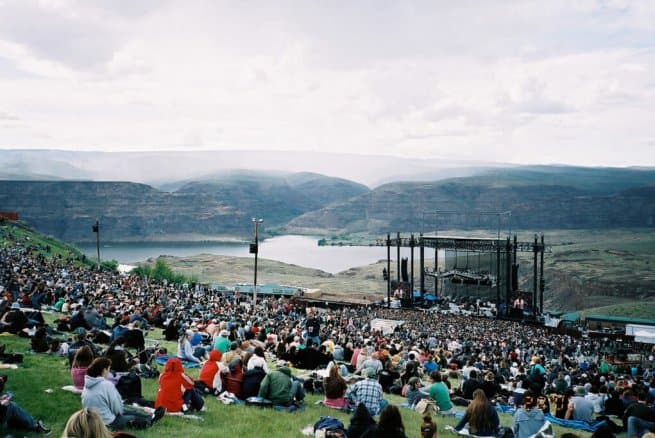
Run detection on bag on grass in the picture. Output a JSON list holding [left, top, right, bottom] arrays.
[[116, 371, 142, 402], [313, 416, 347, 438], [415, 398, 438, 415]]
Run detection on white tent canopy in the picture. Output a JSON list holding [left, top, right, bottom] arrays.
[[370, 318, 404, 335], [626, 324, 655, 344]]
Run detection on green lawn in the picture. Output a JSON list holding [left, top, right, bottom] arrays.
[[0, 330, 594, 438]]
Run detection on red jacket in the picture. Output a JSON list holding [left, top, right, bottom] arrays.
[[198, 350, 222, 388], [155, 358, 193, 412]]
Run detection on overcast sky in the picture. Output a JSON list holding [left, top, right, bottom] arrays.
[[0, 0, 654, 166]]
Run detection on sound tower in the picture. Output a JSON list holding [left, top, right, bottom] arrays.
[[401, 257, 408, 282]]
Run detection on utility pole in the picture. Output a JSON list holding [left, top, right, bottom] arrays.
[[92, 219, 100, 270], [250, 218, 264, 304]]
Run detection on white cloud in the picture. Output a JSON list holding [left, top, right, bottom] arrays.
[[0, 1, 653, 167]]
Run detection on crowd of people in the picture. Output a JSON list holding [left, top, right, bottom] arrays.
[[2, 225, 655, 437]]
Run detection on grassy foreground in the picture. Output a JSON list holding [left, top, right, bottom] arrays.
[[1, 329, 592, 438]]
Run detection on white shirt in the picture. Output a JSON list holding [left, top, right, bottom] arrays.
[[247, 355, 269, 374]]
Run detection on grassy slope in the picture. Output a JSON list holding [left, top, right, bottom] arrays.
[[1, 329, 591, 438], [0, 221, 88, 264], [0, 222, 596, 437]]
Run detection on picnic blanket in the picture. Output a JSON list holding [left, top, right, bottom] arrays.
[[61, 385, 82, 394], [495, 404, 516, 414], [544, 413, 606, 432], [155, 356, 200, 368]]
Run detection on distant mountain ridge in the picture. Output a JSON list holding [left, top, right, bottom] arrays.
[[285, 168, 655, 234], [0, 171, 369, 242], [0, 149, 500, 187], [0, 163, 654, 243]]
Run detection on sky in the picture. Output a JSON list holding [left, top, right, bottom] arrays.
[[0, 0, 654, 167]]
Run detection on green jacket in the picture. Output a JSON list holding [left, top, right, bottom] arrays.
[[258, 367, 292, 405], [214, 336, 230, 353]]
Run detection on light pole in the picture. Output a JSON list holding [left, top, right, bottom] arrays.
[[250, 218, 264, 304], [92, 219, 100, 270]]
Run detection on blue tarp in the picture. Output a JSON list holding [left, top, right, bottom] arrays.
[[155, 356, 201, 369], [544, 413, 606, 432]]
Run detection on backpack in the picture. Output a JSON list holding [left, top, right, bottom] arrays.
[[415, 398, 438, 415], [313, 416, 347, 438], [116, 372, 143, 402]]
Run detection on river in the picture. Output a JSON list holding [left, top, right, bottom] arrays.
[[76, 235, 429, 274]]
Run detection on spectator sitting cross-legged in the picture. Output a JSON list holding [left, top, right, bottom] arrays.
[[71, 345, 94, 391], [346, 367, 388, 416], [82, 357, 164, 429], [428, 371, 455, 415], [156, 357, 204, 413], [258, 366, 305, 406], [512, 390, 547, 438], [455, 389, 500, 437], [323, 362, 348, 409], [196, 349, 228, 396]]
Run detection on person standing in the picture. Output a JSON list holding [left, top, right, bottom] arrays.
[[304, 310, 321, 347]]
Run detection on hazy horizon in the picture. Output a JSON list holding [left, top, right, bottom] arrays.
[[1, 2, 654, 168]]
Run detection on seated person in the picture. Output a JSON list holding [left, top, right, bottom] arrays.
[[177, 330, 203, 365], [455, 389, 500, 436], [323, 364, 348, 409], [67, 327, 100, 366], [247, 346, 269, 374], [294, 339, 332, 370], [347, 402, 377, 438], [512, 390, 547, 438], [71, 346, 94, 391], [82, 357, 164, 429], [0, 302, 28, 334], [155, 357, 204, 413], [405, 377, 430, 407], [258, 366, 305, 406], [428, 371, 455, 414], [242, 365, 267, 400], [104, 341, 139, 374], [196, 349, 227, 395], [63, 408, 112, 438], [481, 371, 500, 401], [462, 369, 482, 400], [346, 368, 387, 416], [361, 404, 408, 438], [30, 325, 61, 353], [565, 386, 594, 422], [624, 391, 655, 438], [0, 390, 50, 434]]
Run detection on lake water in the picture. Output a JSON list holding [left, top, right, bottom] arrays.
[[76, 235, 430, 274]]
